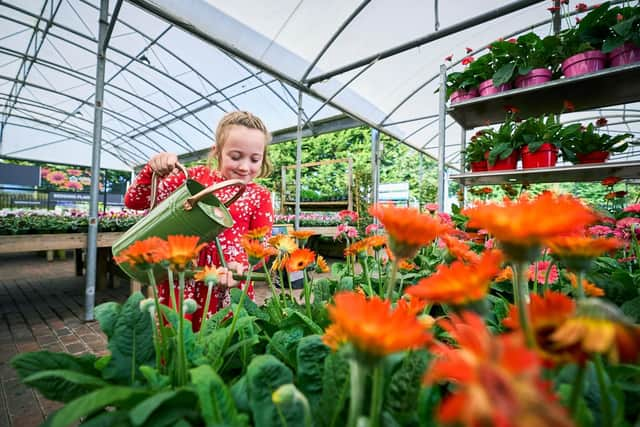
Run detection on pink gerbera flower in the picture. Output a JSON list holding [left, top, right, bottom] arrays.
[[46, 171, 68, 184], [528, 261, 558, 284]]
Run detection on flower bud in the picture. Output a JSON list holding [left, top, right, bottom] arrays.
[[183, 298, 198, 314]]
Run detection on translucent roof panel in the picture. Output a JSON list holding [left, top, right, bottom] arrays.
[[1, 0, 638, 171]]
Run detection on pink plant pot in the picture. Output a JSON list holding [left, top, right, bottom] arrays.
[[469, 160, 488, 172], [485, 150, 519, 171], [514, 68, 552, 89], [450, 88, 479, 104], [576, 151, 610, 164], [562, 50, 606, 78], [478, 79, 513, 96], [608, 42, 640, 67], [521, 143, 558, 169]]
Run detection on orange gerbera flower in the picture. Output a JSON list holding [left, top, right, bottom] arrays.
[[363, 235, 387, 250], [161, 235, 207, 271], [551, 299, 640, 364], [324, 292, 431, 359], [426, 312, 572, 427], [565, 272, 605, 297], [193, 265, 225, 285], [241, 237, 278, 265], [344, 239, 371, 257], [463, 192, 597, 261], [315, 255, 330, 273], [503, 291, 582, 365], [440, 234, 480, 263], [398, 259, 416, 271], [286, 248, 316, 272], [243, 226, 271, 240], [322, 323, 348, 351], [495, 266, 514, 282], [369, 204, 447, 259], [289, 230, 316, 243], [545, 235, 622, 271], [114, 236, 168, 267], [405, 250, 503, 305], [268, 234, 298, 254]]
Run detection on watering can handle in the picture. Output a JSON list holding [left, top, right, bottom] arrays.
[[183, 179, 246, 211], [149, 163, 189, 210]]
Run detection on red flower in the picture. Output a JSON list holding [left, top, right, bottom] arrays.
[[445, 54, 453, 62], [617, 13, 624, 22], [503, 105, 520, 114], [563, 99, 575, 112], [465, 47, 473, 53], [576, 17, 582, 23], [547, 6, 560, 12], [576, 3, 588, 12], [508, 38, 517, 43], [595, 117, 608, 127], [461, 56, 474, 66], [601, 176, 621, 186]]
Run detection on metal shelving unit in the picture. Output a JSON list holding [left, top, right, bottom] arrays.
[[446, 62, 640, 187]]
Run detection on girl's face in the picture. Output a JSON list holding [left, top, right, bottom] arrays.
[[217, 125, 266, 183]]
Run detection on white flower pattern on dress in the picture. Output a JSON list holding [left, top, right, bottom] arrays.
[[124, 164, 273, 330]]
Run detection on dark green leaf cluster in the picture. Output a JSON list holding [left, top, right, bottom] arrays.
[[560, 123, 632, 163]]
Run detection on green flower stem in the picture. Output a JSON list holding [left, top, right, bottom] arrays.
[[347, 359, 366, 427], [385, 260, 399, 301], [360, 257, 374, 296], [542, 259, 556, 294], [167, 269, 177, 312], [221, 268, 254, 356], [375, 251, 383, 295], [569, 363, 587, 416], [369, 363, 384, 427], [146, 270, 167, 373], [594, 355, 613, 427], [533, 262, 539, 295], [176, 271, 188, 386], [303, 270, 312, 319], [514, 262, 535, 348], [198, 279, 216, 343], [278, 265, 291, 305], [263, 263, 283, 314], [287, 269, 296, 304], [215, 237, 228, 268], [575, 270, 585, 300]]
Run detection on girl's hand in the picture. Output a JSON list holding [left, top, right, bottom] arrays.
[[218, 262, 246, 288], [149, 152, 179, 177]]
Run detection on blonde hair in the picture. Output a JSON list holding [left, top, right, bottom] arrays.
[[208, 111, 273, 178]]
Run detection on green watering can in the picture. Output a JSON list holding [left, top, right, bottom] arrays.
[[112, 164, 245, 283]]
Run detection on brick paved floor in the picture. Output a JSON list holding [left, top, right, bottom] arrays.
[[0, 252, 315, 427]]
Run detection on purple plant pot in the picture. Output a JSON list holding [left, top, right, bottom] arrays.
[[514, 68, 552, 89], [562, 50, 606, 78], [450, 88, 479, 104], [478, 79, 513, 96], [608, 42, 640, 67]]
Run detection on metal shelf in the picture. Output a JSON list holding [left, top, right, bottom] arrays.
[[283, 201, 349, 206], [449, 161, 640, 186], [448, 62, 640, 129]]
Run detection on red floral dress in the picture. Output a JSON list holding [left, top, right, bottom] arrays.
[[124, 164, 274, 330]]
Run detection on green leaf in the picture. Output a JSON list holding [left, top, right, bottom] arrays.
[[283, 309, 323, 335], [24, 370, 107, 391], [385, 350, 429, 415], [318, 352, 350, 427], [102, 293, 156, 384], [95, 301, 122, 339], [621, 296, 640, 322], [129, 390, 180, 426], [231, 375, 250, 413], [491, 63, 516, 86], [11, 351, 100, 403], [337, 276, 354, 291], [48, 386, 149, 427], [246, 355, 294, 427], [138, 366, 171, 391], [296, 335, 330, 419], [77, 410, 131, 427], [267, 326, 304, 368], [271, 384, 312, 427]]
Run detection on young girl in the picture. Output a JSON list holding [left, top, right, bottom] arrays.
[[124, 111, 274, 330]]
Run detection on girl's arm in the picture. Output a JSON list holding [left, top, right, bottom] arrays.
[[124, 154, 190, 210]]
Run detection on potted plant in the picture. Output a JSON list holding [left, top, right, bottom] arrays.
[[560, 119, 632, 164], [470, 49, 514, 96], [445, 65, 482, 104], [485, 115, 519, 170], [513, 115, 565, 168], [463, 130, 493, 172], [558, 3, 612, 77], [602, 4, 640, 67], [491, 33, 562, 88]]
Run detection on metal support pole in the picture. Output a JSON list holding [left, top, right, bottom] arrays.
[[294, 90, 303, 230], [459, 128, 467, 207], [436, 64, 447, 212], [85, 0, 109, 321], [371, 128, 380, 206]]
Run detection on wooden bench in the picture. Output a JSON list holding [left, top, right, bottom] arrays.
[[0, 232, 138, 292]]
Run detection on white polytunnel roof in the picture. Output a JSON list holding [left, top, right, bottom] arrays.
[[1, 0, 638, 171]]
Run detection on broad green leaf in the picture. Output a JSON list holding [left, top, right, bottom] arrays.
[[621, 296, 640, 322], [190, 365, 248, 427], [159, 305, 201, 366], [11, 351, 100, 403], [48, 386, 149, 427], [492, 63, 516, 87], [231, 375, 250, 413], [95, 301, 122, 338], [296, 335, 330, 418], [271, 384, 312, 427], [246, 355, 294, 427], [267, 326, 304, 368], [385, 350, 429, 415], [129, 390, 180, 426], [283, 309, 323, 335], [337, 276, 354, 291], [102, 293, 156, 384], [77, 410, 131, 427], [318, 352, 350, 427], [417, 386, 441, 427], [24, 370, 107, 390], [138, 366, 170, 391]]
